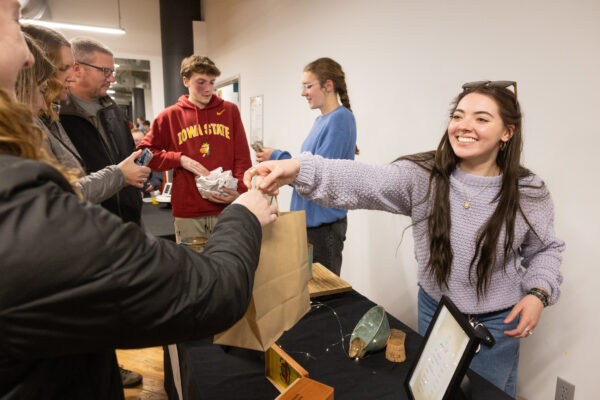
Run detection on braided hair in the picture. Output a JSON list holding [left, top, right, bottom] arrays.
[[304, 57, 359, 155]]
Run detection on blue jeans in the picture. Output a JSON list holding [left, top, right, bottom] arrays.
[[417, 287, 520, 399]]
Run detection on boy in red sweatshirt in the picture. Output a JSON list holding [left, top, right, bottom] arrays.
[[139, 56, 251, 242]]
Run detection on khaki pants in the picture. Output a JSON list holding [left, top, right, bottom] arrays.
[[174, 215, 219, 244]]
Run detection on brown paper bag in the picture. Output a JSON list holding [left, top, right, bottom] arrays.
[[213, 209, 311, 351]]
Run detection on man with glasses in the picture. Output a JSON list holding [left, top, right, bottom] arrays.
[[60, 37, 145, 227]]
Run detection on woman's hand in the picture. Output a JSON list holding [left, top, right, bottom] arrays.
[[243, 159, 301, 196], [255, 147, 274, 163], [233, 190, 278, 226], [503, 294, 544, 338]]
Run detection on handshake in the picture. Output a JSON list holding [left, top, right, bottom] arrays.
[[233, 159, 301, 227]]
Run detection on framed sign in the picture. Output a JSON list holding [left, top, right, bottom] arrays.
[[249, 95, 264, 152], [405, 295, 480, 400]]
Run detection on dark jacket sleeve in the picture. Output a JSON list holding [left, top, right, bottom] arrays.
[[0, 166, 261, 360], [146, 171, 163, 191]]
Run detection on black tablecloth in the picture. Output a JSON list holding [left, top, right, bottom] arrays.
[[164, 290, 511, 399]]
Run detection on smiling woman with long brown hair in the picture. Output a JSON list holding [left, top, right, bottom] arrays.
[[245, 80, 565, 398]]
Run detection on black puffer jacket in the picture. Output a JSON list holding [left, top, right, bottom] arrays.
[[0, 155, 261, 399]]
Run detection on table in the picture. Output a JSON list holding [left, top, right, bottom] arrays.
[[141, 202, 175, 240], [163, 290, 511, 399]]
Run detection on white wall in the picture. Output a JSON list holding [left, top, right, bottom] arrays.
[[200, 0, 600, 398], [45, 0, 164, 118]]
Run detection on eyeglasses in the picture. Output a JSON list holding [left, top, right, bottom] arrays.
[[462, 80, 517, 102], [77, 61, 116, 78]]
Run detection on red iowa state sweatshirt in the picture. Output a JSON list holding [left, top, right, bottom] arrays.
[[139, 94, 251, 218]]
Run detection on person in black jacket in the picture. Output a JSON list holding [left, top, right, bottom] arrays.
[[19, 27, 150, 388], [0, 92, 277, 398], [60, 36, 145, 224], [0, 3, 278, 397]]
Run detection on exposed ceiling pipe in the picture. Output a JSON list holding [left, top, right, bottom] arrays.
[[20, 0, 48, 20], [19, 0, 126, 35]]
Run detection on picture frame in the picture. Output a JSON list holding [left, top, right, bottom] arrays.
[[405, 295, 480, 400], [249, 95, 264, 152]]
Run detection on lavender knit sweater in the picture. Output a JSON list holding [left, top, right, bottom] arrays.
[[295, 154, 565, 314]]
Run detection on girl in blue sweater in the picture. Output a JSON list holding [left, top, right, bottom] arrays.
[[256, 57, 358, 275]]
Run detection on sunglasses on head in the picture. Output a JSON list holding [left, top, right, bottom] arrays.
[[461, 80, 517, 102]]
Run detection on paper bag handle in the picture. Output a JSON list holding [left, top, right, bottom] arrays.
[[254, 181, 281, 217], [271, 196, 280, 217]]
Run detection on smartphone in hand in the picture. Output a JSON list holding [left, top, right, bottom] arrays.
[[135, 148, 153, 166]]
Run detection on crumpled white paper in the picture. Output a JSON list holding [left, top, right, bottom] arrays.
[[195, 167, 238, 199]]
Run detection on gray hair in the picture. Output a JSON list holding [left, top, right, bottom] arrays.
[[70, 37, 113, 63]]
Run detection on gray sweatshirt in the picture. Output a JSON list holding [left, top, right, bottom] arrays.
[[294, 154, 564, 314], [38, 116, 125, 204]]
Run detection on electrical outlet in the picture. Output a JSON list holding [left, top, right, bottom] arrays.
[[555, 377, 575, 400]]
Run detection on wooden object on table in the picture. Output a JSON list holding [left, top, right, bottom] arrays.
[[308, 263, 352, 298], [180, 237, 207, 253], [385, 328, 406, 363], [276, 377, 334, 400], [265, 344, 309, 393]]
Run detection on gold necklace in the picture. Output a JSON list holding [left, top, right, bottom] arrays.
[[460, 181, 493, 209]]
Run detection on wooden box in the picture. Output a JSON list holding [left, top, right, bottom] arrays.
[[265, 344, 309, 393], [276, 377, 334, 400]]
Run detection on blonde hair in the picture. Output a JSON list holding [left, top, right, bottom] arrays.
[[180, 55, 221, 79], [0, 89, 80, 194], [21, 24, 70, 68], [15, 34, 55, 110], [22, 25, 71, 121]]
